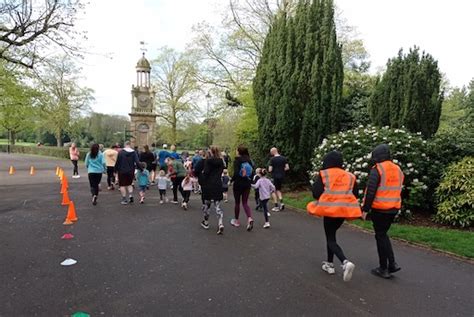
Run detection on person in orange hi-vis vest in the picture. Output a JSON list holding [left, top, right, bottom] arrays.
[[362, 144, 404, 279], [307, 151, 361, 282]]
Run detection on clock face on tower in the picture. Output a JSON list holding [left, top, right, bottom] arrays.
[[138, 95, 151, 107]]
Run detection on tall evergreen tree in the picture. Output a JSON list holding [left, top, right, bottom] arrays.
[[369, 47, 443, 137], [254, 0, 343, 175]]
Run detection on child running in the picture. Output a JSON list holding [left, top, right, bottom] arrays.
[[181, 174, 193, 210], [222, 169, 230, 203], [136, 162, 150, 204], [253, 168, 262, 210], [251, 169, 275, 228], [157, 170, 170, 204]]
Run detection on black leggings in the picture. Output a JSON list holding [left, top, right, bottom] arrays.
[[183, 190, 191, 203], [106, 166, 115, 187], [371, 212, 396, 269], [71, 160, 78, 175], [261, 199, 269, 222], [323, 217, 347, 263], [172, 176, 185, 201], [88, 173, 102, 196]]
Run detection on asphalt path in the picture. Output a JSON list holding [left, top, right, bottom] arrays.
[[1, 153, 473, 316]]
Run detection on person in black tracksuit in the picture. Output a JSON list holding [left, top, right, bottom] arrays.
[[362, 144, 403, 279]]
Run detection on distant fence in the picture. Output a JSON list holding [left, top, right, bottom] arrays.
[[0, 145, 88, 161]]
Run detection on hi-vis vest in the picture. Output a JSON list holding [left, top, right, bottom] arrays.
[[372, 161, 404, 210], [307, 168, 362, 219]]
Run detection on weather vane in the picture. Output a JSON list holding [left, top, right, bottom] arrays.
[[139, 41, 148, 54]]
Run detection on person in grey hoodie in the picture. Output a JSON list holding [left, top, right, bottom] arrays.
[[115, 141, 142, 205]]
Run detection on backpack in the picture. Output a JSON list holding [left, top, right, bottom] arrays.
[[239, 161, 253, 179]]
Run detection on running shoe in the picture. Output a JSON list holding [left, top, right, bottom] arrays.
[[183, 202, 188, 210], [230, 219, 240, 227], [129, 196, 134, 203], [388, 263, 401, 273], [371, 267, 391, 279], [321, 261, 335, 275], [201, 220, 210, 230], [271, 206, 280, 212], [342, 260, 355, 282], [120, 197, 128, 205], [172, 200, 179, 204], [140, 197, 144, 204], [159, 200, 164, 204], [280, 203, 285, 211], [92, 195, 97, 206], [263, 222, 271, 229], [217, 224, 224, 235], [246, 217, 254, 231]]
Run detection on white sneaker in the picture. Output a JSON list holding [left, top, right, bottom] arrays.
[[263, 222, 271, 229], [271, 206, 280, 212], [322, 261, 335, 275], [342, 260, 355, 282], [160, 200, 163, 204], [230, 219, 240, 227]]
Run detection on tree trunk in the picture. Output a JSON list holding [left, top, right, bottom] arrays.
[[10, 130, 16, 145], [56, 130, 63, 147]]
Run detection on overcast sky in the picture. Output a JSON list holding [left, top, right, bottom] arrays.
[[78, 0, 474, 116]]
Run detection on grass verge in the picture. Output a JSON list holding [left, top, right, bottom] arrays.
[[285, 191, 474, 259]]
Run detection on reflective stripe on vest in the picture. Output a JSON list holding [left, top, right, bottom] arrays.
[[372, 161, 404, 210], [306, 168, 362, 219]]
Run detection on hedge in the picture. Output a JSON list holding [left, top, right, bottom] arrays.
[[0, 145, 88, 160]]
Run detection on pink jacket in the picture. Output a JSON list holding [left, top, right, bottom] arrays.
[[69, 147, 79, 161]]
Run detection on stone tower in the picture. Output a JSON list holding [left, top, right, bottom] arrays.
[[129, 53, 157, 149]]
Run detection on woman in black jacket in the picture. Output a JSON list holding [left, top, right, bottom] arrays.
[[230, 145, 254, 231], [200, 146, 225, 234]]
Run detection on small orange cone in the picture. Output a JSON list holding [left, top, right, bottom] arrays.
[[60, 177, 68, 194], [9, 166, 15, 175], [30, 166, 35, 175], [55, 166, 60, 176], [63, 201, 78, 225], [61, 191, 71, 206], [59, 169, 64, 180]]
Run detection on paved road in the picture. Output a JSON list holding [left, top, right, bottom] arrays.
[[1, 153, 473, 316]]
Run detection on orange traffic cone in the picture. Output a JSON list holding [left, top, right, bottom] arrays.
[[59, 168, 64, 180], [61, 191, 71, 206], [63, 201, 78, 225], [30, 166, 35, 175], [60, 177, 68, 194], [9, 166, 15, 175]]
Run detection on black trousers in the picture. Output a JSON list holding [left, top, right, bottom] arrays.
[[371, 212, 396, 269], [172, 176, 185, 201], [71, 160, 78, 175], [88, 173, 102, 196], [323, 217, 347, 263], [106, 166, 115, 187], [183, 190, 191, 203]]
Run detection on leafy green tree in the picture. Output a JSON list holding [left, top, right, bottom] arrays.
[[34, 56, 94, 147], [254, 0, 343, 175], [0, 64, 37, 145], [369, 47, 443, 138], [152, 47, 201, 145]]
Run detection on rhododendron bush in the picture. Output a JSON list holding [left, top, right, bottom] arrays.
[[310, 125, 431, 214]]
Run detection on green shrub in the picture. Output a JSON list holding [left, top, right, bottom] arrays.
[[435, 157, 474, 228], [311, 125, 430, 213], [0, 144, 87, 160]]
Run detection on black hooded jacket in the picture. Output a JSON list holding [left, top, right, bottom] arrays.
[[201, 157, 225, 201], [312, 151, 358, 200], [362, 144, 399, 214]]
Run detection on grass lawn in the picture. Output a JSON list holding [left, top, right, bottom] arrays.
[[0, 139, 36, 146], [285, 191, 474, 259]]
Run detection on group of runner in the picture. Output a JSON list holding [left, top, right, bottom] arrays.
[[74, 141, 404, 282]]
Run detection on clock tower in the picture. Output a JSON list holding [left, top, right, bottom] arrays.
[[129, 53, 157, 149]]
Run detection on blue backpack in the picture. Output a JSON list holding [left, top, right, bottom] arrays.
[[239, 162, 253, 179]]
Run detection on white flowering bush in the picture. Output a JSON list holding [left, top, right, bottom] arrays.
[[310, 125, 430, 213]]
